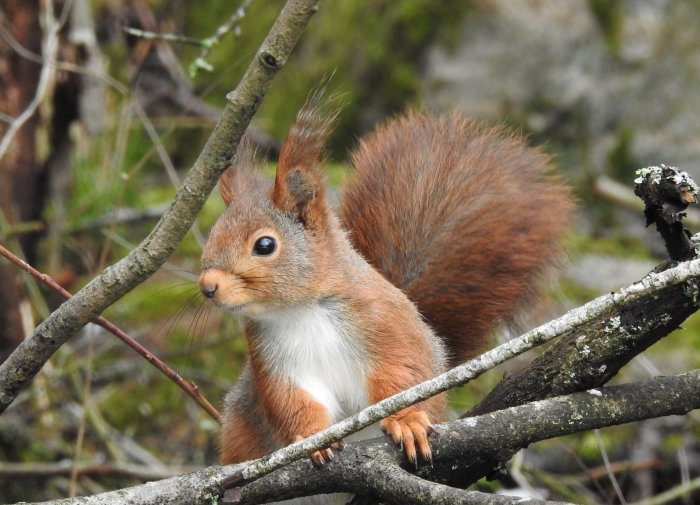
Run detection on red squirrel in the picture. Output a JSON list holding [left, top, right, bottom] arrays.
[[199, 98, 573, 468]]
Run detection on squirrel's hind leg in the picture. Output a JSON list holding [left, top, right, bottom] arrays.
[[219, 410, 269, 464]]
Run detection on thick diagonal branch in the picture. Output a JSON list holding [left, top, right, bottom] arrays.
[[0, 0, 320, 414]]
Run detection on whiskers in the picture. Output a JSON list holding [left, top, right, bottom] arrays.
[[150, 283, 204, 341], [231, 264, 273, 296], [185, 293, 214, 354]]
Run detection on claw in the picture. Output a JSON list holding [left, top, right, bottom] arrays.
[[296, 435, 338, 467], [310, 450, 324, 466], [380, 410, 435, 466], [308, 446, 337, 467]]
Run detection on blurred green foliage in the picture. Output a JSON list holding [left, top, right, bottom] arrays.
[[179, 0, 468, 155]]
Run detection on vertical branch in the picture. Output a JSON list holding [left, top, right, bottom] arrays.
[[0, 0, 321, 414], [634, 164, 699, 263]]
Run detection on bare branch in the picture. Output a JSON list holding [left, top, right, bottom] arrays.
[[122, 27, 206, 47], [0, 461, 198, 481], [190, 0, 254, 76], [345, 466, 573, 505]]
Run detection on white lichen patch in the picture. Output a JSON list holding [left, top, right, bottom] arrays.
[[569, 412, 584, 424], [580, 344, 591, 357], [603, 315, 622, 334], [462, 417, 478, 428], [683, 280, 700, 305], [634, 164, 699, 197], [635, 166, 662, 184], [671, 170, 700, 195], [587, 389, 603, 396]]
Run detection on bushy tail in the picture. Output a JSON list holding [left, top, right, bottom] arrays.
[[340, 111, 574, 364]]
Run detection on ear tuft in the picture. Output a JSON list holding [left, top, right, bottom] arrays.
[[272, 93, 341, 229]]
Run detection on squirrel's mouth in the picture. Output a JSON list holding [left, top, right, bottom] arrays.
[[223, 303, 248, 314]]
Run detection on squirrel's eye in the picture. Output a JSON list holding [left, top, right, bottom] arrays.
[[253, 236, 277, 256]]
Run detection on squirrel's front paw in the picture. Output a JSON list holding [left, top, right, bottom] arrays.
[[381, 410, 434, 466], [295, 435, 344, 466]]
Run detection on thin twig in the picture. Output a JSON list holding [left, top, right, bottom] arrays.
[[0, 461, 197, 480], [190, 0, 254, 76], [122, 26, 207, 47], [628, 476, 700, 505], [0, 243, 221, 422], [128, 99, 207, 247], [122, 0, 254, 76], [594, 429, 628, 505]]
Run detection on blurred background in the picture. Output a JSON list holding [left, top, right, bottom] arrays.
[[0, 0, 699, 502]]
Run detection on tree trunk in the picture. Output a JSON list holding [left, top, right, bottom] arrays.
[[0, 0, 45, 361]]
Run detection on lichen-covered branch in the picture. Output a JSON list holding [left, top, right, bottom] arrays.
[[345, 463, 574, 505], [25, 370, 699, 505], [466, 273, 699, 418], [227, 370, 700, 504], [0, 0, 320, 414]]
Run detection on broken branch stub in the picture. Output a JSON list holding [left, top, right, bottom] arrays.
[[634, 164, 699, 262]]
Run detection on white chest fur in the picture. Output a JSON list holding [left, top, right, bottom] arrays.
[[252, 302, 370, 422]]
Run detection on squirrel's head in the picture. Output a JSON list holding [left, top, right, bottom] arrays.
[[199, 101, 338, 318]]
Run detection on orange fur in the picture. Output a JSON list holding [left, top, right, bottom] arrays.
[[249, 347, 334, 444], [219, 411, 269, 464]]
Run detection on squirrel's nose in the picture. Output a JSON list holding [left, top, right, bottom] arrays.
[[199, 271, 219, 299], [200, 283, 218, 299]]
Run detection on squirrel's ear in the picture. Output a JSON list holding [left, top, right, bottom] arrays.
[[272, 164, 326, 230], [272, 100, 337, 230], [219, 167, 236, 206], [219, 135, 260, 206]]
